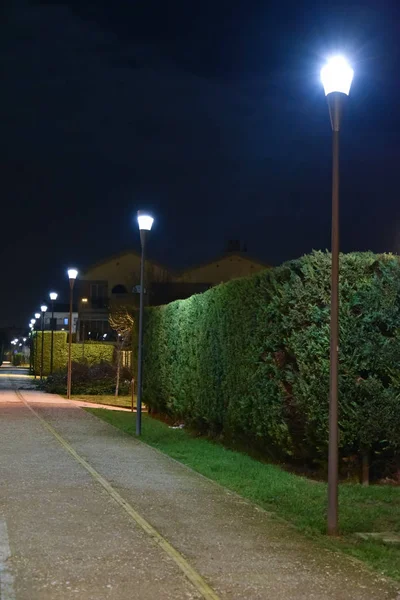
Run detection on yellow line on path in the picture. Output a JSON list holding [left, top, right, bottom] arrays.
[[15, 390, 220, 600]]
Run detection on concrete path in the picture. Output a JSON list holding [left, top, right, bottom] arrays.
[[0, 366, 399, 599]]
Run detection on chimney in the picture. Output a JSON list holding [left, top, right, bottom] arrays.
[[226, 239, 241, 253]]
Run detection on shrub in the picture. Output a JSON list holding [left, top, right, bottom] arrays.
[[141, 251, 400, 475], [12, 353, 23, 366]]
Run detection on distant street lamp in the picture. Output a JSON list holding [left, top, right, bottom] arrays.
[[40, 305, 48, 380], [29, 325, 34, 373], [67, 269, 78, 399], [321, 56, 354, 536], [49, 292, 58, 374], [34, 313, 40, 378], [136, 211, 154, 435], [81, 297, 88, 357]]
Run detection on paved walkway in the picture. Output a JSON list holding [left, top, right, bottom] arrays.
[[0, 366, 399, 599]]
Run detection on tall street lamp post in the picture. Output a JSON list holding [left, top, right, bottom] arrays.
[[49, 292, 58, 374], [321, 56, 354, 536], [81, 297, 88, 358], [29, 326, 33, 372], [136, 211, 154, 435], [34, 313, 40, 377], [29, 321, 35, 373], [67, 269, 78, 399], [40, 304, 48, 380], [30, 319, 36, 376]]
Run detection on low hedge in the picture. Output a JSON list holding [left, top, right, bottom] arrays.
[[12, 353, 24, 366], [141, 251, 400, 475], [43, 360, 132, 395], [33, 331, 114, 375]]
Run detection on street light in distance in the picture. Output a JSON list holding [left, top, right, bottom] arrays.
[[40, 304, 48, 380], [67, 268, 78, 399], [49, 291, 58, 374], [136, 211, 154, 436]]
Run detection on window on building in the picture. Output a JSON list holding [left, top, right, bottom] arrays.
[[64, 318, 69, 325], [90, 283, 107, 298], [111, 284, 128, 294], [90, 283, 107, 308]]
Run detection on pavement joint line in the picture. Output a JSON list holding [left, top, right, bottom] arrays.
[[0, 519, 16, 600], [14, 388, 220, 600]]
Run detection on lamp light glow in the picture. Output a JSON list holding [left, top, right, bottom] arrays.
[[35, 313, 41, 319], [137, 212, 154, 231], [321, 56, 354, 96], [49, 292, 58, 301], [30, 319, 36, 324], [67, 268, 78, 280], [41, 305, 48, 313], [81, 297, 88, 303]]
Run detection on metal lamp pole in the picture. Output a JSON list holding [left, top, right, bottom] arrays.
[[67, 269, 78, 399], [136, 211, 154, 435], [29, 330, 33, 372], [30, 319, 37, 376], [49, 292, 58, 374], [81, 298, 88, 358], [321, 56, 354, 536], [34, 313, 40, 377], [40, 305, 47, 380]]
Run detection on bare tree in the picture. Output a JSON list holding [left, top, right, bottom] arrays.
[[109, 308, 134, 397]]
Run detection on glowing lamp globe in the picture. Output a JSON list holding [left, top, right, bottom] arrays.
[[35, 313, 41, 319], [321, 56, 354, 96], [137, 211, 154, 231], [49, 292, 58, 301], [67, 268, 78, 280], [41, 305, 48, 313]]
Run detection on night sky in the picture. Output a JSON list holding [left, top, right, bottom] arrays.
[[2, 0, 400, 329]]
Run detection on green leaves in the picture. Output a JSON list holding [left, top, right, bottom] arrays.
[[141, 251, 400, 473], [34, 331, 114, 375]]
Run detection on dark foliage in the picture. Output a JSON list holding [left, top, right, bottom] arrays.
[[12, 353, 23, 366], [141, 251, 400, 476], [43, 360, 132, 395]]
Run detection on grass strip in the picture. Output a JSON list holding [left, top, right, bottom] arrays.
[[71, 395, 134, 408]]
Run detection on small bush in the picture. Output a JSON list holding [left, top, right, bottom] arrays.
[[12, 353, 23, 366]]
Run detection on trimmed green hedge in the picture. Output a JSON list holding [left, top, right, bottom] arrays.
[[12, 353, 24, 366], [33, 331, 114, 375], [142, 251, 400, 470]]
